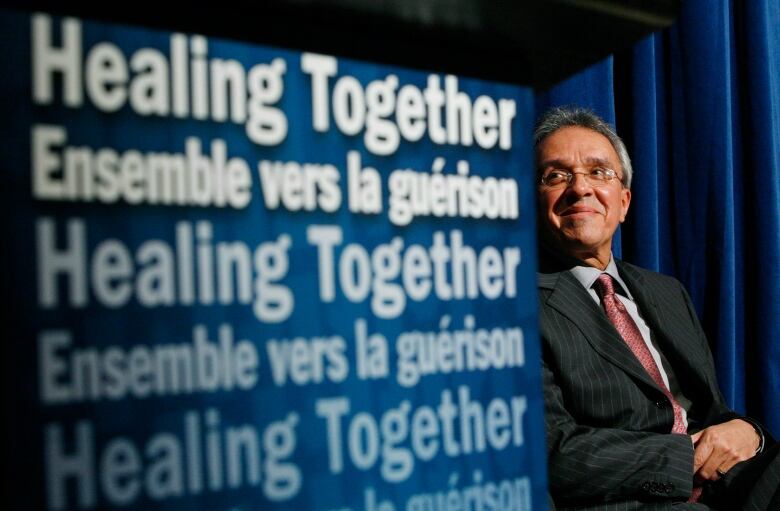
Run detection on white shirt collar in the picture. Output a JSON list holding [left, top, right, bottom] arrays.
[[568, 254, 633, 299]]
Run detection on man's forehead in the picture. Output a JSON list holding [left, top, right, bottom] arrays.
[[536, 127, 620, 167]]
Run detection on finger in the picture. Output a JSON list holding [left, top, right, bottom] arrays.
[[693, 438, 714, 472], [691, 431, 704, 443], [715, 466, 728, 479], [695, 429, 743, 481], [697, 452, 728, 481], [716, 455, 744, 475]]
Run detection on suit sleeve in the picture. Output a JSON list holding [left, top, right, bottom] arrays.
[[542, 354, 696, 503]]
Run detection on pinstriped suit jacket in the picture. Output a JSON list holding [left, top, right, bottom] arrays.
[[540, 259, 739, 511]]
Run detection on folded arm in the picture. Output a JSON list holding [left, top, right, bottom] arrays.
[[544, 360, 696, 503]]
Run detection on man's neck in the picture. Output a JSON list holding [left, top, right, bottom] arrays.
[[538, 240, 612, 273], [575, 253, 610, 270]]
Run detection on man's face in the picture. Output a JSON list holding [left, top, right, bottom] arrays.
[[537, 126, 631, 262]]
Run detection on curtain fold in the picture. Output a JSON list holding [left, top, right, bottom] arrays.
[[535, 0, 780, 433]]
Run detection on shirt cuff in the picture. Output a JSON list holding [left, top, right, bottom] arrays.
[[740, 417, 766, 454]]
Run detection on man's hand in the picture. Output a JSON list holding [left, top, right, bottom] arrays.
[[691, 419, 760, 481]]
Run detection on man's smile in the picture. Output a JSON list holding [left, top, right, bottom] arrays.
[[559, 205, 602, 217]]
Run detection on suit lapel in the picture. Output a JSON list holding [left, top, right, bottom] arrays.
[[614, 262, 664, 335], [616, 262, 709, 388], [541, 270, 661, 391]]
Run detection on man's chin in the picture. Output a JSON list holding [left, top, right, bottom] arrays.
[[553, 232, 603, 256], [556, 228, 596, 247], [541, 222, 602, 250]]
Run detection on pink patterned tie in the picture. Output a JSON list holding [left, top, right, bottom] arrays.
[[594, 274, 702, 502]]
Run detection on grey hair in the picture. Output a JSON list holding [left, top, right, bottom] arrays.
[[534, 106, 633, 189]]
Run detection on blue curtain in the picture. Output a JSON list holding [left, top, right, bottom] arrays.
[[534, 0, 780, 434]]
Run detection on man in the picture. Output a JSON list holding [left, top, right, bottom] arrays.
[[535, 106, 778, 510]]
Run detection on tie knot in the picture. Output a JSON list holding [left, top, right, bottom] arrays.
[[594, 273, 616, 298]]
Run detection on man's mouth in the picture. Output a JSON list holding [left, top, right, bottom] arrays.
[[560, 206, 599, 216]]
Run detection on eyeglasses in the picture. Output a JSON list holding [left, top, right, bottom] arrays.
[[540, 167, 622, 188]]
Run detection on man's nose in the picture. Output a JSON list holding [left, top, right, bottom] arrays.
[[566, 172, 594, 195]]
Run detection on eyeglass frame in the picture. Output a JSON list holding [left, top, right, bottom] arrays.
[[539, 167, 625, 189]]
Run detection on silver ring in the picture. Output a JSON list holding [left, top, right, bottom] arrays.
[[716, 468, 727, 477]]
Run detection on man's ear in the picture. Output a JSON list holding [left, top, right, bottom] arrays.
[[619, 188, 631, 223]]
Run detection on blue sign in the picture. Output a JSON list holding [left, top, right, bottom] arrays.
[[0, 10, 546, 511]]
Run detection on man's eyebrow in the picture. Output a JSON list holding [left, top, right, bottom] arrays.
[[583, 156, 613, 167], [538, 158, 569, 169], [538, 156, 613, 169]]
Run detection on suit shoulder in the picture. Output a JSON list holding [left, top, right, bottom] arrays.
[[537, 271, 559, 290], [617, 260, 683, 287]]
